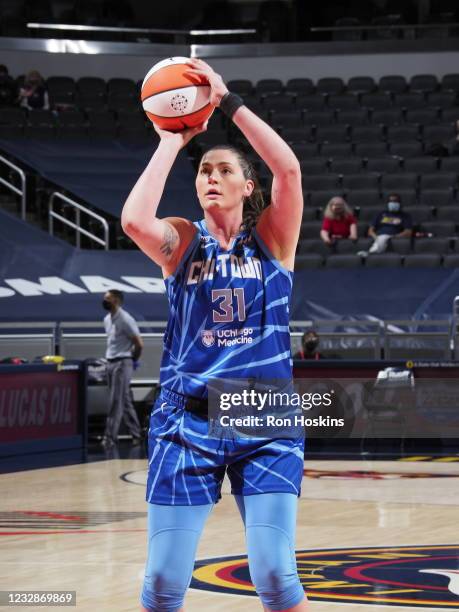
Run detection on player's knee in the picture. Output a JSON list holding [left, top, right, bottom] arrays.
[[247, 525, 304, 611], [141, 568, 186, 612]]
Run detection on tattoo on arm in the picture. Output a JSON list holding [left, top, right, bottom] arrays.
[[159, 225, 177, 257]]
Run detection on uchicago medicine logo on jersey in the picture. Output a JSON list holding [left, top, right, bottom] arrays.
[[201, 327, 254, 348]]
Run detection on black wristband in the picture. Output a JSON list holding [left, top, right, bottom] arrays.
[[219, 91, 244, 119]]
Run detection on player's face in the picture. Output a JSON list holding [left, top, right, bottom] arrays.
[[196, 149, 254, 212]]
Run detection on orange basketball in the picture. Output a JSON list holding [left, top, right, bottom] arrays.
[[141, 57, 214, 131]]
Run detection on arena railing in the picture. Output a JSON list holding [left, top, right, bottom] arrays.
[[1, 320, 457, 373], [0, 155, 27, 220], [26, 23, 257, 44], [310, 22, 459, 38], [48, 191, 110, 250]]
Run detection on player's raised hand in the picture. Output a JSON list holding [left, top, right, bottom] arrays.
[[185, 58, 228, 107], [152, 120, 208, 148]]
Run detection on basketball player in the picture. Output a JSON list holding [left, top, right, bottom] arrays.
[[122, 58, 307, 612]]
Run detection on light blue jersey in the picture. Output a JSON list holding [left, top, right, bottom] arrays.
[[159, 219, 293, 398]]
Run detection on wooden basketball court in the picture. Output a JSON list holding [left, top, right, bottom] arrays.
[[2, 454, 459, 611]]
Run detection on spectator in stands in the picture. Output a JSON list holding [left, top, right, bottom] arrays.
[[18, 70, 49, 110], [101, 289, 144, 449], [359, 193, 413, 256], [320, 196, 358, 246], [0, 65, 17, 107], [293, 330, 322, 360]]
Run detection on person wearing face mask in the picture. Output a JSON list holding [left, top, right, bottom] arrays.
[[320, 196, 358, 247], [18, 70, 49, 110], [101, 289, 144, 448], [294, 331, 322, 360], [358, 193, 413, 256], [0, 65, 17, 107]]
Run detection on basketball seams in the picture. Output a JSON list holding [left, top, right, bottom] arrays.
[[141, 83, 207, 102], [146, 103, 212, 120]]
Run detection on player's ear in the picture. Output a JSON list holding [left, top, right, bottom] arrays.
[[244, 179, 255, 198]]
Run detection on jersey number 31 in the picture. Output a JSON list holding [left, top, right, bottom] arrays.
[[211, 288, 246, 323]]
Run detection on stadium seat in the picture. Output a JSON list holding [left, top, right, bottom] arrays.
[[296, 94, 326, 111], [300, 158, 329, 174], [441, 73, 459, 91], [419, 189, 456, 207], [354, 142, 388, 158], [57, 110, 86, 128], [365, 157, 401, 173], [301, 208, 318, 222], [346, 190, 382, 209], [336, 109, 369, 126], [271, 111, 303, 129], [360, 93, 392, 110], [378, 75, 408, 94], [262, 94, 295, 111], [351, 125, 384, 142], [420, 173, 458, 189], [315, 125, 349, 143], [303, 174, 340, 191], [300, 221, 324, 239], [387, 124, 420, 142], [328, 94, 360, 110], [326, 254, 363, 268], [406, 108, 440, 125], [403, 157, 439, 173], [371, 109, 404, 126], [403, 207, 432, 224], [335, 237, 372, 253], [291, 143, 319, 158], [423, 124, 456, 145], [439, 158, 459, 172], [320, 143, 354, 158], [443, 254, 459, 267], [409, 74, 439, 94], [255, 79, 283, 96], [403, 253, 442, 267], [428, 91, 458, 108], [295, 254, 324, 269], [413, 238, 451, 253], [227, 79, 253, 96], [391, 238, 413, 254], [390, 141, 424, 158], [381, 173, 417, 191], [280, 127, 312, 143], [303, 110, 335, 126], [285, 78, 314, 96], [342, 173, 379, 190], [347, 76, 376, 94], [297, 238, 333, 256], [436, 207, 459, 223], [393, 93, 426, 110], [28, 110, 55, 127], [316, 77, 344, 95], [440, 107, 459, 123], [77, 77, 106, 96], [365, 253, 403, 267], [329, 158, 363, 174], [107, 78, 136, 95], [421, 221, 456, 236]]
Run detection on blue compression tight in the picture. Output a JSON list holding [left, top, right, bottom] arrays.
[[141, 493, 305, 612]]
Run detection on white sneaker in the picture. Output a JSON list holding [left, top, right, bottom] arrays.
[[357, 250, 368, 258]]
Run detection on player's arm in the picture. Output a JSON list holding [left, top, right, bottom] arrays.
[[186, 59, 302, 269], [121, 125, 205, 275]]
